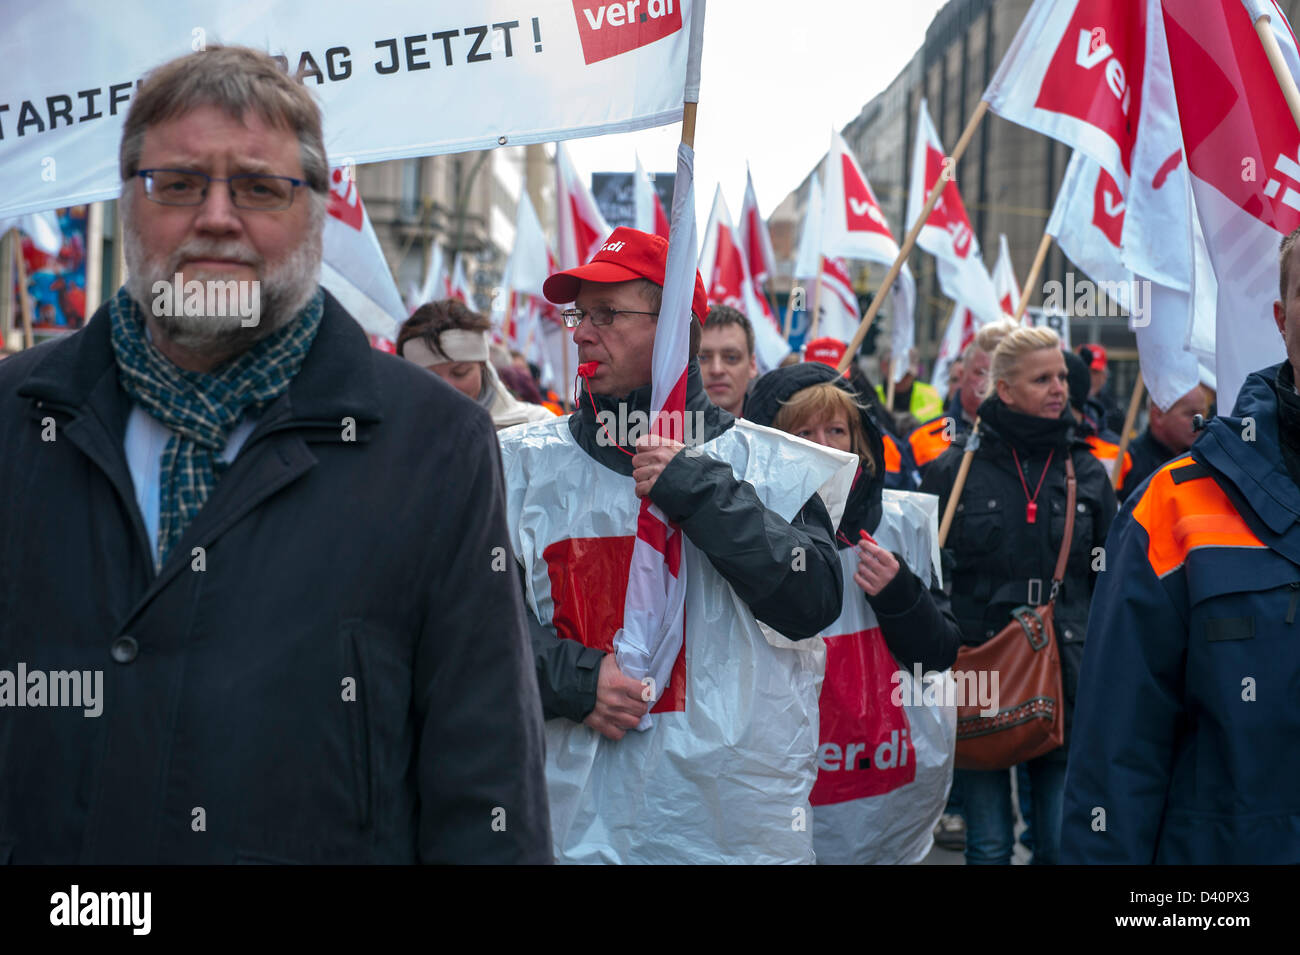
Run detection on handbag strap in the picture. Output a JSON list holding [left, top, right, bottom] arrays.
[[1050, 456, 1077, 601]]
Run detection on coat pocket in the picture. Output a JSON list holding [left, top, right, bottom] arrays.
[[952, 496, 1005, 557], [341, 621, 374, 831]]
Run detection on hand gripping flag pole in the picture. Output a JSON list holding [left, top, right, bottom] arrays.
[[612, 0, 706, 730]]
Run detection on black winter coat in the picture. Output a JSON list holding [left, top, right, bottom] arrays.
[[0, 291, 552, 863], [747, 362, 962, 673], [527, 362, 844, 722], [920, 401, 1117, 748]]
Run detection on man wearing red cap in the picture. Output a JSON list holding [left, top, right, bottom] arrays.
[[497, 227, 854, 863], [1078, 343, 1123, 434]]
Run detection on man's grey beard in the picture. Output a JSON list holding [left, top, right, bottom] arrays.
[[122, 193, 323, 356]]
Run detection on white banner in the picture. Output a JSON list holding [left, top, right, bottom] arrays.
[[1, 0, 696, 218]]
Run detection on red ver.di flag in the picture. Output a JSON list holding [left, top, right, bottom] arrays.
[[983, 0, 1148, 189]]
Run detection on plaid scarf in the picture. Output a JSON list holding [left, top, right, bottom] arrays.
[[109, 285, 324, 567]]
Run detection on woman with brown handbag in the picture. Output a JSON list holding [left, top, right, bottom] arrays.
[[921, 325, 1117, 864]]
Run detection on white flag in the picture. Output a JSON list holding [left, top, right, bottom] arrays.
[[320, 165, 405, 342], [908, 100, 1001, 325]]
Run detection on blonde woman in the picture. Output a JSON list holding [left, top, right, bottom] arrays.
[[920, 326, 1117, 864]]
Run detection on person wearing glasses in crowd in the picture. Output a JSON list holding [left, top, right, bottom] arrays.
[[0, 46, 551, 864], [497, 227, 855, 862]]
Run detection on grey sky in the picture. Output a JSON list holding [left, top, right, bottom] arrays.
[[566, 0, 950, 233]]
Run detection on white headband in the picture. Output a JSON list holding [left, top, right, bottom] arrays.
[[402, 329, 490, 366]]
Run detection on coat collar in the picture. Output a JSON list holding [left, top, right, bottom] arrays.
[[567, 360, 734, 475], [1195, 363, 1300, 536], [17, 287, 384, 433]]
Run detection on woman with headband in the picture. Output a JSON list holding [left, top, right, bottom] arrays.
[[398, 299, 555, 431]]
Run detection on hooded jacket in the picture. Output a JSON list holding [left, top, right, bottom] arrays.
[[1062, 364, 1300, 863], [747, 362, 961, 673], [0, 290, 551, 863], [522, 360, 843, 723]]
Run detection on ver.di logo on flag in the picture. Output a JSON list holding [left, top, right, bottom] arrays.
[[571, 0, 683, 65]]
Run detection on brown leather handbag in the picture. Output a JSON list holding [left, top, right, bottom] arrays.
[[952, 457, 1075, 771]]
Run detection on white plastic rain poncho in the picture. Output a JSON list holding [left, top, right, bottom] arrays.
[[500, 417, 856, 863], [810, 489, 956, 865]]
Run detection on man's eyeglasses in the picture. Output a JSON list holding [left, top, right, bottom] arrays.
[[136, 168, 311, 211], [561, 306, 659, 328]]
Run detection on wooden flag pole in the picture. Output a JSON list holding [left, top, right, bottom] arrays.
[[85, 202, 105, 317], [14, 234, 35, 350], [938, 418, 980, 548], [1252, 9, 1300, 136], [885, 364, 897, 414], [808, 259, 825, 341], [0, 228, 13, 348], [1013, 232, 1053, 323], [682, 102, 698, 150], [837, 99, 991, 374], [1112, 371, 1146, 491]]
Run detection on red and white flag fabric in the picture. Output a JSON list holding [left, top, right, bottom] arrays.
[[634, 154, 671, 239], [930, 304, 978, 391], [698, 185, 791, 372], [738, 165, 786, 332], [407, 240, 446, 314], [793, 171, 825, 285], [501, 189, 554, 347], [1162, 0, 1292, 408], [986, 0, 1293, 406], [823, 130, 903, 265], [0, 211, 62, 255], [556, 142, 612, 275], [740, 166, 777, 289], [448, 253, 473, 304], [815, 255, 861, 344], [617, 0, 707, 730], [908, 101, 1002, 326], [983, 0, 1148, 192], [818, 132, 916, 378], [320, 164, 406, 342], [992, 234, 1022, 317], [1047, 151, 1135, 313], [555, 141, 610, 384], [615, 142, 698, 728], [1047, 148, 1207, 411]]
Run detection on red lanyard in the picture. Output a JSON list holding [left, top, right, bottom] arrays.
[[1011, 448, 1053, 524]]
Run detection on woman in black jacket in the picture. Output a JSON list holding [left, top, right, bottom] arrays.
[[920, 326, 1117, 865], [748, 361, 963, 863]]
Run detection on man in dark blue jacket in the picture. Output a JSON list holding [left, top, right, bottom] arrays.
[[1062, 229, 1300, 864]]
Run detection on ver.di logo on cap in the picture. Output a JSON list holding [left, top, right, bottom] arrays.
[[571, 0, 683, 66]]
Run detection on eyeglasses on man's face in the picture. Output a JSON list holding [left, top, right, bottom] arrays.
[[561, 305, 659, 328], [135, 168, 311, 211]]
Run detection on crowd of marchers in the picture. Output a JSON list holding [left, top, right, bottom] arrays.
[[2, 45, 1296, 866]]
